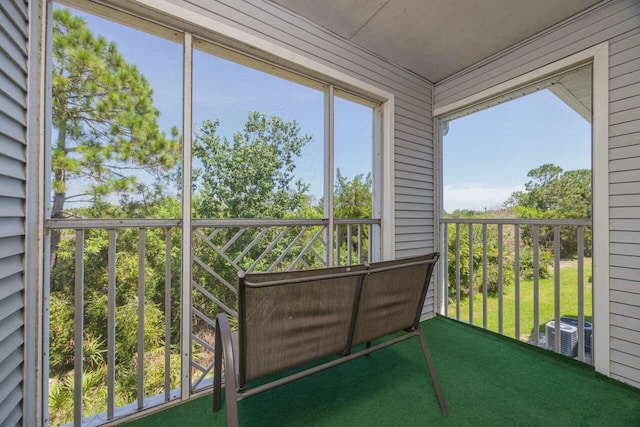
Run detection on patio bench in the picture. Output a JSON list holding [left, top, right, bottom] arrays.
[[213, 253, 447, 426]]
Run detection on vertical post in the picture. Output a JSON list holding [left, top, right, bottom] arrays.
[[514, 224, 521, 341], [442, 223, 449, 317], [137, 229, 146, 409], [554, 225, 561, 354], [482, 224, 488, 329], [181, 32, 194, 398], [347, 224, 353, 265], [498, 224, 504, 335], [455, 223, 461, 321], [335, 223, 341, 266], [468, 223, 474, 325], [577, 226, 586, 362], [165, 228, 173, 400], [73, 230, 85, 426], [324, 85, 335, 266], [357, 224, 362, 264], [107, 229, 116, 419], [533, 226, 540, 347]]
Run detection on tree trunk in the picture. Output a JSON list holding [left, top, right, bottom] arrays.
[[50, 126, 67, 290]]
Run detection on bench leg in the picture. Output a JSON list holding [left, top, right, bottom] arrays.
[[214, 314, 240, 427], [213, 319, 223, 412], [417, 330, 448, 416]]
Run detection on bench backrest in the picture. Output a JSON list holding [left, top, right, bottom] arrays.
[[239, 265, 366, 385], [352, 253, 438, 346], [237, 253, 439, 387]]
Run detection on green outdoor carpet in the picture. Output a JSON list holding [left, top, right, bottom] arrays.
[[125, 316, 640, 426]]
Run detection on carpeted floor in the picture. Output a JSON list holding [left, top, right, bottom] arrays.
[[125, 316, 640, 426]]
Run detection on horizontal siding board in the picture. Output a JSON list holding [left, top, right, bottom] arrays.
[[394, 146, 432, 162], [0, 198, 24, 217], [0, 310, 23, 348], [610, 107, 640, 126], [0, 292, 23, 324], [610, 56, 640, 79], [610, 182, 640, 195], [610, 69, 640, 90], [610, 301, 640, 318], [611, 266, 640, 282], [609, 119, 640, 137], [0, 176, 24, 199], [0, 273, 21, 301], [611, 363, 640, 389], [610, 95, 640, 115], [610, 207, 640, 219], [611, 325, 640, 345], [611, 243, 640, 257], [0, 218, 24, 239], [611, 349, 640, 371], [610, 194, 640, 207], [0, 69, 25, 107], [395, 232, 430, 242], [0, 91, 26, 126], [0, 378, 22, 427], [611, 278, 640, 295], [611, 313, 640, 331], [0, 111, 25, 144], [610, 169, 640, 183], [0, 31, 27, 74], [0, 236, 23, 259], [395, 201, 431, 212], [0, 155, 25, 180], [395, 185, 432, 197], [610, 82, 640, 104], [610, 41, 640, 68], [0, 348, 21, 392], [611, 337, 640, 358], [611, 290, 640, 307], [395, 169, 431, 182], [610, 218, 640, 231], [0, 5, 26, 49], [0, 256, 21, 281], [609, 143, 640, 159], [395, 193, 431, 204], [395, 153, 434, 168], [611, 230, 640, 243], [0, 136, 24, 162]]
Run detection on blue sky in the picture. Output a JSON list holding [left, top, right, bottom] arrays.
[[443, 89, 591, 212], [59, 5, 590, 212], [60, 5, 372, 202]]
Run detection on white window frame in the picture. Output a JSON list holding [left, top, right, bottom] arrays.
[[37, 0, 397, 422], [434, 42, 610, 376]]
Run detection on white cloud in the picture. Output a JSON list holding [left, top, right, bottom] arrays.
[[443, 184, 524, 213]]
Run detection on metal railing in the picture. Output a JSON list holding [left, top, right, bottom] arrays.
[[438, 218, 592, 364], [45, 217, 379, 426]]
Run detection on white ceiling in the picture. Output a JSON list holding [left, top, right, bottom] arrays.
[[269, 0, 603, 83]]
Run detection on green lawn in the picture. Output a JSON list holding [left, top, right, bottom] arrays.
[[447, 259, 592, 344]]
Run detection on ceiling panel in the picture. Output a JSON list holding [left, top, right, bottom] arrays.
[[270, 0, 603, 82]]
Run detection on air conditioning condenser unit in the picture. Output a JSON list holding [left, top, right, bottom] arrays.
[[545, 321, 578, 357]]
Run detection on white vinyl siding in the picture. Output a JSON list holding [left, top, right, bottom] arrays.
[[0, 0, 27, 425], [434, 0, 640, 387]]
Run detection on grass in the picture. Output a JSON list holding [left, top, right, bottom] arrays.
[[448, 259, 592, 343]]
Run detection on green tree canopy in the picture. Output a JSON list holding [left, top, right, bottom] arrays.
[[334, 169, 372, 218], [192, 111, 311, 218], [504, 163, 591, 219], [51, 8, 180, 218]]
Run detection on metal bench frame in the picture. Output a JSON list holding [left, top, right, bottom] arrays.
[[213, 253, 447, 426]]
